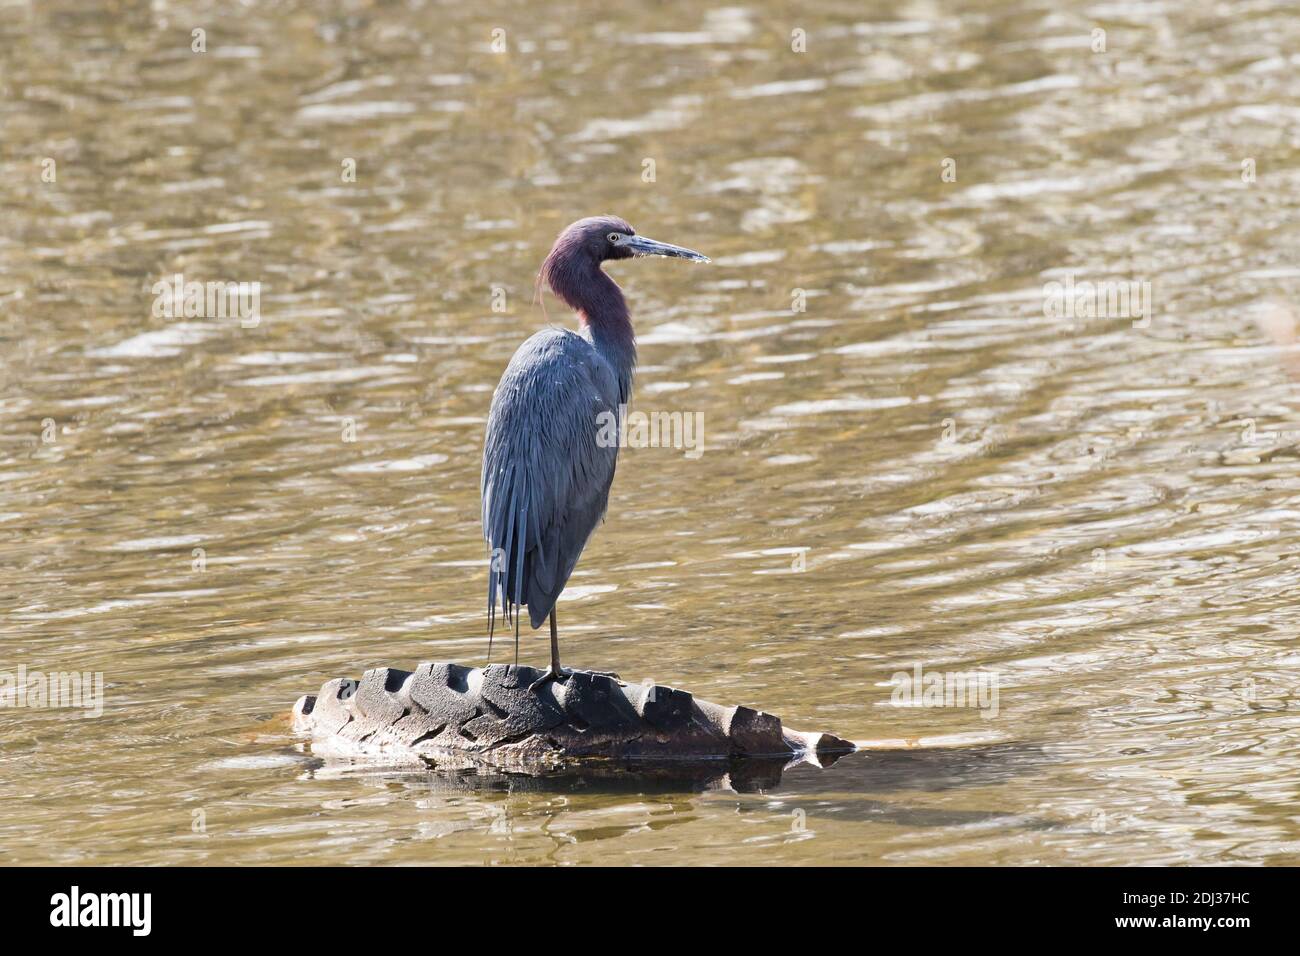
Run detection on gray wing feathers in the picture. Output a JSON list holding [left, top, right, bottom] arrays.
[[481, 329, 620, 629]]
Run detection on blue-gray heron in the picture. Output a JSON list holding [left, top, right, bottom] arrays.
[[481, 216, 709, 690]]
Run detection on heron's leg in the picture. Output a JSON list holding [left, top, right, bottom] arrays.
[[549, 608, 562, 673], [513, 607, 519, 667], [528, 609, 572, 692]]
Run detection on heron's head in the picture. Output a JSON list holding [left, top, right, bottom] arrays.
[[548, 216, 710, 269], [541, 217, 708, 321]]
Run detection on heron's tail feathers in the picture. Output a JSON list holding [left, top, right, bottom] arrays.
[[485, 461, 592, 646], [486, 463, 539, 658]]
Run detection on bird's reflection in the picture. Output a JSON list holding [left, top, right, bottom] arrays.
[[298, 742, 1054, 855]]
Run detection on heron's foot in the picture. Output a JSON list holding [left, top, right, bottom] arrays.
[[528, 665, 573, 693]]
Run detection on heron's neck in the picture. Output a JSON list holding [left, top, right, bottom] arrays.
[[559, 263, 637, 401]]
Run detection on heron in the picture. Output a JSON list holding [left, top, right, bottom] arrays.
[[481, 216, 709, 691]]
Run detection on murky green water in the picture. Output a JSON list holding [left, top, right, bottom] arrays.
[[3, 0, 1300, 865]]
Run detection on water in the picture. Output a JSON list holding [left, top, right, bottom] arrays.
[[3, 0, 1300, 865]]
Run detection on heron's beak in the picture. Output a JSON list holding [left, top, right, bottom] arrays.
[[623, 235, 710, 263]]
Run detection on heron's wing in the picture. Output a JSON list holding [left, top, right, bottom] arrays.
[[481, 328, 620, 629]]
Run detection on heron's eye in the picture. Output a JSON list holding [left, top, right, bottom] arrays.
[[607, 232, 621, 243]]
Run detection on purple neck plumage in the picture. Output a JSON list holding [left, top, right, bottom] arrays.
[[541, 242, 637, 400]]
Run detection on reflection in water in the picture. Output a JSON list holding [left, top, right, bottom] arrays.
[[307, 749, 850, 796], [301, 745, 1049, 852], [3, 0, 1300, 864]]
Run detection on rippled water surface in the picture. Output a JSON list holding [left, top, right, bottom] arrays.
[[3, 0, 1300, 865]]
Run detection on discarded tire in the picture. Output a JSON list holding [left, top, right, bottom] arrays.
[[293, 662, 854, 773]]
